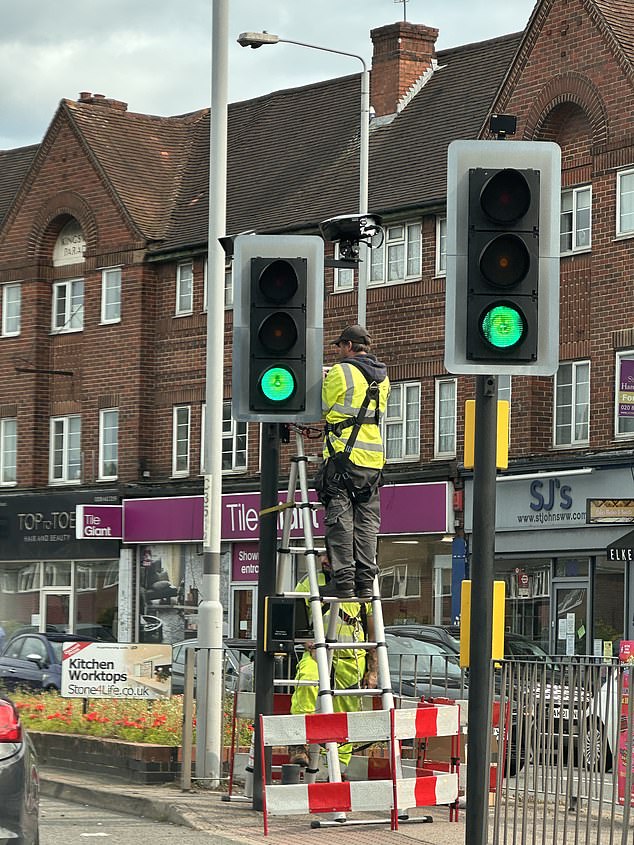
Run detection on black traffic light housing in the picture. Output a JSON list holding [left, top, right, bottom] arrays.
[[445, 140, 561, 376], [232, 235, 324, 422], [466, 167, 540, 363]]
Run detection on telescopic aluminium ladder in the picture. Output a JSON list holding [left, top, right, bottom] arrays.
[[273, 425, 402, 822]]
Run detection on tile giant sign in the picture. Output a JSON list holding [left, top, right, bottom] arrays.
[[121, 482, 451, 544]]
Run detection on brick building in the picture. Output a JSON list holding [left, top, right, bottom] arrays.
[[0, 0, 632, 653]]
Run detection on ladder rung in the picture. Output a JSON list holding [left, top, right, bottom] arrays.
[[326, 642, 378, 650], [331, 688, 383, 696]]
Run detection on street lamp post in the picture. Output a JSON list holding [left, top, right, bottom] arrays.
[[196, 0, 228, 785], [238, 31, 371, 326]]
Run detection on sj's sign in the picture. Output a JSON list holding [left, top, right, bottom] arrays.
[[61, 642, 172, 700]]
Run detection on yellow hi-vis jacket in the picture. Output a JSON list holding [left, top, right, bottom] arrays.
[[322, 361, 390, 468]]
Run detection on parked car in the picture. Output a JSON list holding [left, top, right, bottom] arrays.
[[0, 632, 95, 692], [392, 624, 620, 772], [171, 638, 257, 695], [8, 623, 115, 642], [384, 631, 467, 700], [0, 695, 39, 845]]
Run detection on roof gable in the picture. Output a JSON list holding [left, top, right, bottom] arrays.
[[491, 0, 634, 135], [66, 99, 205, 242]]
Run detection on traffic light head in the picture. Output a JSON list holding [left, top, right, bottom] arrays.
[[232, 235, 324, 422], [445, 140, 561, 375]]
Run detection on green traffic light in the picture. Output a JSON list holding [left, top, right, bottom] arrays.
[[260, 366, 296, 402], [481, 305, 525, 349]]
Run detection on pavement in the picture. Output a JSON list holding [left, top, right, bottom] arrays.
[[39, 766, 467, 845]]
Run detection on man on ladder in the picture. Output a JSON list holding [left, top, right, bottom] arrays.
[[289, 552, 377, 770], [316, 324, 391, 599]]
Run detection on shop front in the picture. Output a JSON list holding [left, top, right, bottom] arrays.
[[0, 491, 120, 642], [464, 466, 634, 656], [116, 480, 455, 644]]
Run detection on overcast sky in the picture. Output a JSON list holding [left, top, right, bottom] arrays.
[[1, 0, 537, 149]]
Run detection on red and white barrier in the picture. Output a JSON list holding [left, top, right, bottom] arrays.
[[265, 774, 458, 817], [261, 701, 459, 748], [259, 702, 461, 835]]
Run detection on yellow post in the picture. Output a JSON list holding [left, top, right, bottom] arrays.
[[464, 400, 509, 470], [459, 579, 506, 668]]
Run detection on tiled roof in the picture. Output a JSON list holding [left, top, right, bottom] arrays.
[[0, 145, 39, 226], [159, 31, 522, 252], [65, 100, 207, 242], [0, 29, 522, 252], [593, 0, 634, 69]]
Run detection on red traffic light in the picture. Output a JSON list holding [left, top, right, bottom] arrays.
[[258, 259, 299, 303], [480, 169, 531, 224]]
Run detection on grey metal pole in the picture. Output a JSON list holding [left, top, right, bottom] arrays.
[[466, 374, 498, 845], [356, 67, 370, 326], [252, 423, 279, 811], [238, 35, 369, 323], [196, 0, 227, 784]]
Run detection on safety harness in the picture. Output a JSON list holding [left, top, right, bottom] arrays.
[[323, 362, 382, 503]]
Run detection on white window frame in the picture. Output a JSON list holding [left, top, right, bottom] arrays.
[[203, 259, 233, 310], [614, 351, 634, 439], [100, 267, 121, 324], [369, 221, 422, 286], [200, 403, 248, 474], [1, 284, 21, 336], [220, 402, 247, 473], [333, 244, 356, 292], [172, 405, 191, 476], [383, 381, 420, 463], [560, 186, 591, 254], [201, 403, 248, 474], [49, 415, 81, 484], [435, 378, 457, 458], [617, 168, 634, 237], [0, 418, 17, 485], [435, 217, 447, 277], [98, 409, 119, 480], [176, 262, 194, 316], [554, 361, 590, 447], [52, 278, 84, 333]]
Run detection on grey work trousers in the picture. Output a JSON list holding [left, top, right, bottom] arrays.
[[322, 459, 381, 588]]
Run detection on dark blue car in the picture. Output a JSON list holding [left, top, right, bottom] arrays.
[[0, 633, 94, 692]]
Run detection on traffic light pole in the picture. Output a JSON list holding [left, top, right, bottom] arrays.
[[466, 374, 498, 845], [252, 422, 279, 810]]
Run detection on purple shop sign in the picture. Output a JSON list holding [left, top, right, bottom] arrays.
[[619, 359, 634, 417], [232, 543, 260, 581], [75, 505, 123, 540], [121, 482, 450, 544]]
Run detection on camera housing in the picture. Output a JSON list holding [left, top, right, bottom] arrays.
[[319, 213, 383, 260]]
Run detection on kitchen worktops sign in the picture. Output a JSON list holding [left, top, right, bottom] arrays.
[[61, 642, 172, 700]]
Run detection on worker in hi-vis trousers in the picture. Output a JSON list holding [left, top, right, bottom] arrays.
[[289, 553, 377, 769]]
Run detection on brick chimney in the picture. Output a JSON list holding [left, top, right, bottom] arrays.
[[77, 92, 128, 112], [370, 22, 439, 117]]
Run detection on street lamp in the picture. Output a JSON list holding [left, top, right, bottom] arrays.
[[237, 31, 371, 326]]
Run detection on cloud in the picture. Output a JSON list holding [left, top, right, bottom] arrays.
[[0, 0, 535, 148]]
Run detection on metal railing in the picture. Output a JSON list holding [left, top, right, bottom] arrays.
[[492, 657, 633, 845]]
